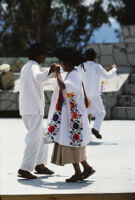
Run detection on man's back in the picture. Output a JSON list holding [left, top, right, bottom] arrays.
[[78, 61, 117, 98]]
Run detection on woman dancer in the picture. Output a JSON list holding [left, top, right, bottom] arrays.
[[47, 47, 95, 182]]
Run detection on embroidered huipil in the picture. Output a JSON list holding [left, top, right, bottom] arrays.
[[47, 70, 91, 147]]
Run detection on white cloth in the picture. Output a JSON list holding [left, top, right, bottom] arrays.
[[77, 61, 117, 98], [19, 60, 53, 116], [77, 61, 117, 131], [20, 114, 48, 171], [47, 70, 91, 147], [87, 96, 106, 131]]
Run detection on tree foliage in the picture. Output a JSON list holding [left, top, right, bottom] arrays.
[[0, 0, 109, 56], [107, 0, 135, 25]]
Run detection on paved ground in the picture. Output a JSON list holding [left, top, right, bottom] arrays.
[[0, 119, 135, 195]]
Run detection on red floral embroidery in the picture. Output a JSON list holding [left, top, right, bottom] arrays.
[[70, 142, 73, 145], [73, 133, 79, 141], [70, 102, 75, 109], [56, 103, 61, 111], [69, 93, 83, 146], [48, 125, 55, 133], [73, 112, 77, 119]]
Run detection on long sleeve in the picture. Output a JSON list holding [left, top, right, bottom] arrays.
[[97, 64, 117, 79], [31, 64, 50, 84]]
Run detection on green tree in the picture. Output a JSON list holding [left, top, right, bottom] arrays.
[[107, 0, 135, 25], [0, 0, 109, 56]]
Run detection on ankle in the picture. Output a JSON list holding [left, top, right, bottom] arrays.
[[35, 164, 44, 169]]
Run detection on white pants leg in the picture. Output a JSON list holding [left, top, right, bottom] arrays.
[[20, 114, 48, 171], [87, 96, 106, 131]]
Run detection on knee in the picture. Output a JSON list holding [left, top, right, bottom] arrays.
[[102, 110, 106, 118], [99, 110, 106, 118]]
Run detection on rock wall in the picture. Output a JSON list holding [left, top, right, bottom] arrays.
[[0, 25, 135, 119]]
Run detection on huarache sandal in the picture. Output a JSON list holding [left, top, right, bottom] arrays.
[[18, 169, 37, 179], [35, 165, 54, 175], [92, 128, 102, 139], [65, 174, 83, 182], [81, 168, 96, 180]]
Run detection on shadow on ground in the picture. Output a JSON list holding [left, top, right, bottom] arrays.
[[17, 175, 95, 190]]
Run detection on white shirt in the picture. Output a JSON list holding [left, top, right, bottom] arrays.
[[47, 70, 91, 147], [77, 61, 117, 98], [19, 60, 52, 116]]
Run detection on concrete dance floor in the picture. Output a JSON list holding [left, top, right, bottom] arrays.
[[0, 119, 135, 200]]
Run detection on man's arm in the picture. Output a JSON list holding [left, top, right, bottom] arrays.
[[98, 64, 117, 79]]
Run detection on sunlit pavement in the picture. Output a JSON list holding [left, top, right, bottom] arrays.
[[0, 119, 135, 195]]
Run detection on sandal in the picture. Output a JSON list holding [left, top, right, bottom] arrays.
[[18, 169, 37, 179], [35, 165, 54, 175], [65, 174, 83, 182], [81, 169, 96, 180], [92, 128, 102, 139]]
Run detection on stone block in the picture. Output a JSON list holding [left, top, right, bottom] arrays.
[[122, 26, 129, 37], [0, 91, 10, 100], [112, 107, 126, 119], [113, 51, 128, 66], [100, 55, 114, 67], [130, 73, 135, 83], [126, 43, 135, 53], [0, 100, 15, 110], [125, 37, 135, 43], [126, 107, 135, 119], [129, 25, 135, 36], [118, 95, 135, 107], [102, 92, 117, 107], [99, 44, 113, 55], [128, 54, 135, 66], [104, 106, 111, 120], [113, 43, 126, 50], [125, 84, 135, 95], [117, 66, 135, 74]]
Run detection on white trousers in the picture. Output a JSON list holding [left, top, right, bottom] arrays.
[[87, 96, 106, 131], [20, 114, 48, 172]]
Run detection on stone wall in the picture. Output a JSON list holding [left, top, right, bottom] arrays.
[[0, 29, 135, 119], [0, 57, 59, 72], [121, 25, 135, 43]]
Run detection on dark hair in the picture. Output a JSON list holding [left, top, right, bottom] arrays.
[[85, 48, 97, 61], [27, 43, 46, 60], [54, 47, 85, 69]]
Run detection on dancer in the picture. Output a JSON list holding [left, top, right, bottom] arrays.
[[18, 43, 55, 179], [78, 48, 117, 139], [47, 47, 95, 182]]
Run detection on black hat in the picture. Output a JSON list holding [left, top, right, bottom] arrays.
[[54, 47, 83, 66]]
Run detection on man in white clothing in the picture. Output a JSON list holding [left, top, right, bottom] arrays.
[[18, 43, 55, 179], [78, 48, 117, 139]]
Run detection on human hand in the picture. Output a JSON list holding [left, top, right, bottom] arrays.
[[50, 63, 57, 73], [111, 64, 117, 69], [55, 65, 60, 73]]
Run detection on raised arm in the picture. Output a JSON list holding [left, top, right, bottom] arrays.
[[55, 65, 66, 90], [98, 64, 117, 79]]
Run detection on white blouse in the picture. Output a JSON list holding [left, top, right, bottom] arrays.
[[47, 69, 91, 147]]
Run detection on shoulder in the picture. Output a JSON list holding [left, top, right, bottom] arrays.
[[66, 70, 80, 82], [69, 69, 79, 78]]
